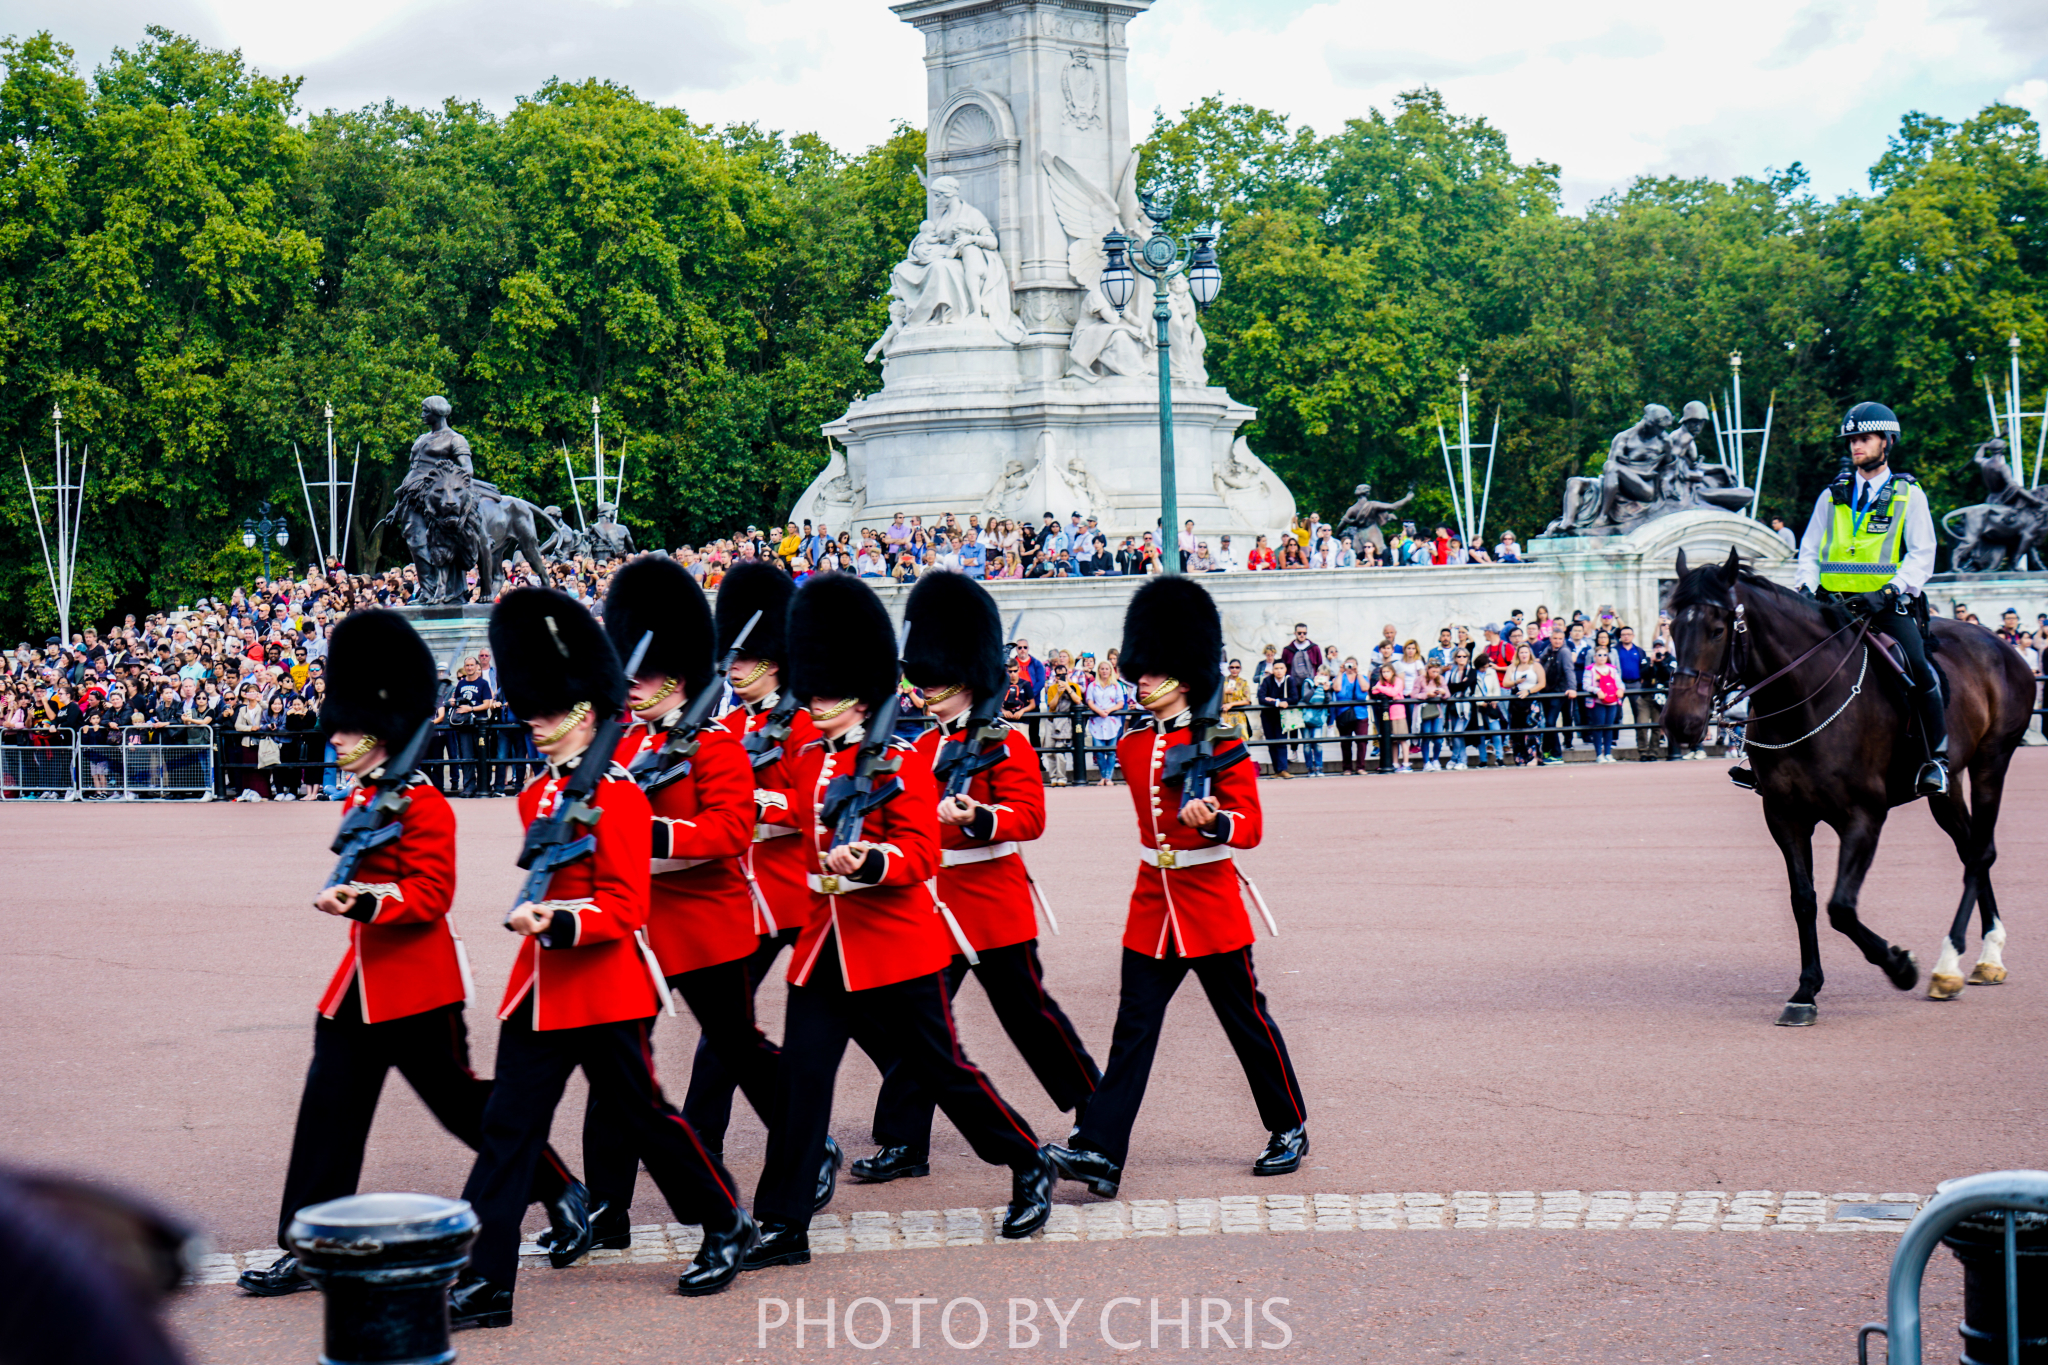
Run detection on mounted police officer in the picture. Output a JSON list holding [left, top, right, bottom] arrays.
[[1795, 401, 1947, 796]]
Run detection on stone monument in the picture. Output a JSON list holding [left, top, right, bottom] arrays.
[[790, 0, 1295, 540]]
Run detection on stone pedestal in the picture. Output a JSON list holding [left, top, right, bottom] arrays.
[[391, 604, 493, 667], [790, 0, 1296, 543]]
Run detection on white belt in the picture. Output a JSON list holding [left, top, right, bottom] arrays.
[[939, 841, 1020, 869], [807, 872, 878, 895], [650, 856, 716, 875], [754, 824, 800, 842], [1138, 844, 1234, 871]]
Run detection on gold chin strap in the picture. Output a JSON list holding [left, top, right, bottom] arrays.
[[337, 734, 380, 766], [921, 683, 964, 705], [631, 677, 678, 713], [542, 700, 593, 746], [734, 658, 772, 690], [1139, 677, 1182, 707], [811, 697, 858, 723]]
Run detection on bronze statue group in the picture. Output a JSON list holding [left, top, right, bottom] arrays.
[[239, 559, 1307, 1327]]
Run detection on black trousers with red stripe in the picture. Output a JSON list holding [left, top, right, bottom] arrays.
[[680, 926, 799, 1148], [871, 941, 1100, 1156], [580, 955, 786, 1217], [1073, 946, 1307, 1167], [754, 939, 1040, 1226], [273, 997, 574, 1249], [462, 1001, 739, 1286]]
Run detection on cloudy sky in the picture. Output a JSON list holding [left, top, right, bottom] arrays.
[[9, 0, 2045, 206]]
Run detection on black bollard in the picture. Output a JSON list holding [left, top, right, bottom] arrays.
[[1939, 1200, 2048, 1364], [288, 1192, 479, 1365]]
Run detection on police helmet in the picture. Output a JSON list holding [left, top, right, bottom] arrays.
[[1840, 402, 1901, 447]]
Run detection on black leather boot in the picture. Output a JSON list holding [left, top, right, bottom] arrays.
[[1728, 763, 1758, 791], [1253, 1125, 1309, 1176], [814, 1135, 843, 1213], [236, 1252, 312, 1297], [741, 1220, 810, 1271], [678, 1209, 756, 1297], [1914, 684, 1950, 796], [449, 1275, 514, 1330], [849, 1144, 929, 1184], [1001, 1151, 1054, 1239], [1043, 1142, 1121, 1199], [540, 1178, 595, 1267]]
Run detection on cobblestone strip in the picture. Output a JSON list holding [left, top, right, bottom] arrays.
[[186, 1189, 1926, 1285]]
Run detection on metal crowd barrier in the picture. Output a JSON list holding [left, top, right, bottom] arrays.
[[2, 726, 219, 800], [0, 733, 78, 799], [1858, 1169, 2048, 1365], [974, 683, 1711, 781]]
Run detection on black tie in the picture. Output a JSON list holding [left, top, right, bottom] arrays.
[[1856, 483, 1870, 516]]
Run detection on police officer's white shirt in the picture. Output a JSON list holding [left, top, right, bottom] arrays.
[[1795, 465, 1935, 598]]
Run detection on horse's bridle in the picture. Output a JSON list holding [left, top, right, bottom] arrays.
[[1674, 585, 1874, 728], [1672, 599, 1749, 705]]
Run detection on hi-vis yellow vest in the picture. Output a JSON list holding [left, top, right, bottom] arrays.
[[1817, 475, 1914, 594]]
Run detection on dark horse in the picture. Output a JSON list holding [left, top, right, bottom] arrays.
[[1663, 548, 2033, 1025]]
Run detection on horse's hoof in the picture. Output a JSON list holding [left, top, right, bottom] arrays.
[[1967, 962, 2007, 985], [1885, 948, 1920, 992], [1776, 1003, 1818, 1027], [1927, 972, 1966, 1000]]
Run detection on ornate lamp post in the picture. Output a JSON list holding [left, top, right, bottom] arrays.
[[242, 501, 292, 584], [1100, 199, 1221, 572]]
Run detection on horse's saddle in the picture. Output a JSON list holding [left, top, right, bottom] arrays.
[[1865, 629, 1950, 723]]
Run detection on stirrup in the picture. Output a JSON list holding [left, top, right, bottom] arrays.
[[1915, 758, 1949, 797], [1727, 764, 1758, 792]]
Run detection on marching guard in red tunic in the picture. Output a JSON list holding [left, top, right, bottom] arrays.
[[549, 557, 834, 1250], [742, 573, 1052, 1271], [238, 610, 590, 1298], [1045, 577, 1308, 1199], [684, 561, 816, 1145], [451, 589, 753, 1329], [851, 570, 1099, 1184]]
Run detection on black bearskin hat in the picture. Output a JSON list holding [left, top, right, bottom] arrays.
[[902, 570, 1005, 699], [1119, 576, 1225, 709], [788, 572, 900, 716], [489, 587, 625, 719], [715, 561, 793, 668], [604, 555, 713, 701], [320, 609, 438, 740]]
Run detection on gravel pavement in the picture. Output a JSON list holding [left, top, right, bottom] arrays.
[[5, 755, 2041, 1362]]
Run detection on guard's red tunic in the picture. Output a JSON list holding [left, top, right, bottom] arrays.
[[499, 757, 665, 1029], [785, 734, 948, 991], [612, 716, 756, 976], [1114, 714, 1264, 959], [911, 723, 1044, 953], [719, 698, 821, 937], [317, 776, 468, 1023]]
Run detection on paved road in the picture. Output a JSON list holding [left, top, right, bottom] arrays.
[[5, 757, 2041, 1361]]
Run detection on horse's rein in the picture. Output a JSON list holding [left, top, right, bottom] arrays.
[[1686, 588, 1875, 727]]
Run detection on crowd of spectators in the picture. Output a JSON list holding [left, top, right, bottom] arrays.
[[667, 510, 1539, 585], [8, 525, 2044, 800]]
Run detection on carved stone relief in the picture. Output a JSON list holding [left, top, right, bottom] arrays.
[[1061, 50, 1101, 130]]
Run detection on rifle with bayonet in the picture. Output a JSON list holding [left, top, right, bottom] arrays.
[[821, 689, 907, 855], [1160, 664, 1245, 813], [629, 609, 759, 794], [506, 632, 651, 947], [928, 610, 1023, 800], [321, 675, 455, 922], [741, 692, 801, 769]]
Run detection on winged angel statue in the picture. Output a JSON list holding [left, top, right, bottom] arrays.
[[866, 170, 1024, 361], [1042, 152, 1207, 385]]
